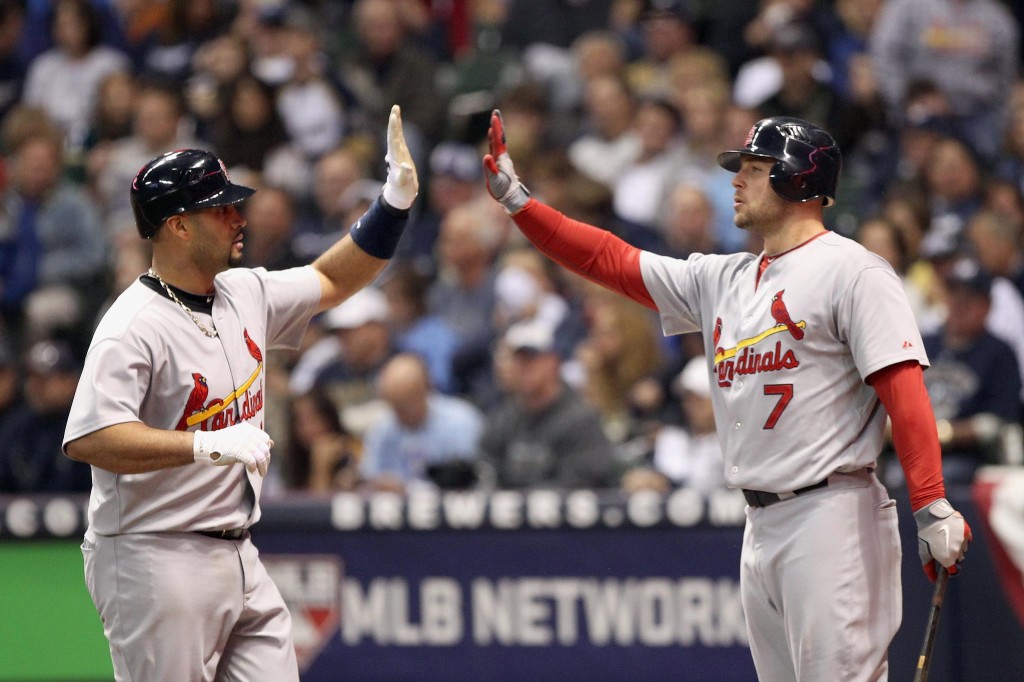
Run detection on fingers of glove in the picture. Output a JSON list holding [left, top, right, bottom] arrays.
[[386, 105, 416, 185], [489, 110, 507, 157], [923, 560, 938, 583], [483, 153, 499, 176]]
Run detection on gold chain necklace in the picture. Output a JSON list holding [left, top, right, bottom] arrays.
[[148, 269, 218, 338]]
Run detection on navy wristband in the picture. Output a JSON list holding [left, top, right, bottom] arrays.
[[349, 196, 409, 259]]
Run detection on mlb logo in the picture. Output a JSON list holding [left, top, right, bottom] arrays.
[[263, 555, 344, 672]]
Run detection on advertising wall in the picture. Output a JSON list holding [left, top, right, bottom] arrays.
[[1, 482, 1022, 681]]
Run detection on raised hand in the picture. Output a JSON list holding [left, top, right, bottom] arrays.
[[382, 104, 419, 210], [482, 109, 530, 214]]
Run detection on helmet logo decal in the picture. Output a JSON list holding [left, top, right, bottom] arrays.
[[744, 125, 756, 147], [778, 122, 813, 142]]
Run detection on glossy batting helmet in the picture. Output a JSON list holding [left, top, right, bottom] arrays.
[[717, 116, 841, 207], [130, 149, 255, 238]]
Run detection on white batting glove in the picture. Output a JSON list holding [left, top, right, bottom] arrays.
[[914, 497, 972, 582], [482, 109, 531, 214], [381, 104, 419, 210], [193, 423, 273, 477]]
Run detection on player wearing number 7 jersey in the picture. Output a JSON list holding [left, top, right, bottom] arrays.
[[483, 112, 970, 681]]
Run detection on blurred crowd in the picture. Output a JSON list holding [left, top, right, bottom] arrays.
[[0, 0, 1022, 498]]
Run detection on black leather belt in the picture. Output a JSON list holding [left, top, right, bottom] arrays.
[[742, 479, 829, 508], [195, 528, 246, 540]]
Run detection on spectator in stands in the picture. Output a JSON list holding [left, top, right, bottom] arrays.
[[857, 216, 943, 336], [922, 136, 984, 244], [621, 355, 725, 495], [1, 130, 108, 342], [398, 142, 484, 276], [207, 74, 289, 174], [567, 73, 640, 189], [658, 183, 724, 258], [969, 209, 1024, 302], [756, 22, 872, 153], [613, 97, 683, 239], [477, 319, 618, 489], [922, 258, 1023, 483], [667, 82, 745, 252], [339, 0, 446, 149], [240, 186, 304, 271], [362, 353, 484, 491], [275, 13, 348, 160], [626, 0, 698, 99], [572, 294, 664, 447], [870, 0, 1020, 162], [83, 71, 136, 151], [22, 0, 129, 151], [90, 82, 206, 219], [293, 146, 371, 260], [502, 0, 615, 51], [963, 210, 1024, 397], [0, 338, 18, 425], [134, 0, 229, 85], [0, 0, 26, 123], [313, 287, 394, 437], [0, 339, 90, 492], [186, 32, 250, 133], [427, 201, 505, 400], [382, 265, 459, 394], [283, 389, 362, 493]]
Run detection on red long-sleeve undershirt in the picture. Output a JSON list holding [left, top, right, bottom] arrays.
[[512, 199, 656, 309], [866, 360, 946, 510], [512, 199, 945, 510]]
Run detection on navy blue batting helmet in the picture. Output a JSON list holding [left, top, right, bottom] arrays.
[[717, 116, 841, 208], [130, 149, 255, 238]]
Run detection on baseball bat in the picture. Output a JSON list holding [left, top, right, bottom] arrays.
[[913, 566, 949, 682]]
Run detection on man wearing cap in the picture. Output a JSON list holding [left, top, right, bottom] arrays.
[[312, 286, 394, 437], [0, 339, 90, 493], [62, 106, 418, 681], [477, 319, 618, 489], [921, 258, 1022, 482]]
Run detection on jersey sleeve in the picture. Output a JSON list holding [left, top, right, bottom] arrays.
[[258, 265, 322, 350], [62, 338, 149, 450], [837, 265, 928, 380], [638, 251, 707, 335]]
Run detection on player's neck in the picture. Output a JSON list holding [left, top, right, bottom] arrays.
[[149, 256, 218, 295], [761, 216, 826, 257]]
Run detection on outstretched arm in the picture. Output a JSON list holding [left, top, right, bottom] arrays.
[[312, 105, 420, 313], [482, 110, 656, 310]]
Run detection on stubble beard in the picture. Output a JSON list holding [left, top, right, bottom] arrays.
[[734, 198, 786, 234]]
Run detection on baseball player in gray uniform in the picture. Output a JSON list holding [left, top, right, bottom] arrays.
[[482, 112, 971, 680], [62, 105, 418, 681]]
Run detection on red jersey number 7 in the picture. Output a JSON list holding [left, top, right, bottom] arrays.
[[763, 384, 794, 429]]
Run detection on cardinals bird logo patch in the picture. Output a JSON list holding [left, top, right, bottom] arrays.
[[770, 290, 805, 340]]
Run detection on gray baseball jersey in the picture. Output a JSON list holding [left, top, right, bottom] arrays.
[[640, 231, 928, 492], [64, 265, 321, 538]]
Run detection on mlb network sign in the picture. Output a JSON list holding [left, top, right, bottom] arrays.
[[265, 555, 747, 672]]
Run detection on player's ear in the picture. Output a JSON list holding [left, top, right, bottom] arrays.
[[164, 214, 190, 241]]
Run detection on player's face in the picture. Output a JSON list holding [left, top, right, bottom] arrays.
[[186, 203, 247, 271], [731, 157, 786, 233]]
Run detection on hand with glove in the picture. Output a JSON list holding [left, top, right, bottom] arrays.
[[193, 422, 274, 477], [915, 497, 972, 582], [381, 104, 419, 211], [482, 109, 531, 214]]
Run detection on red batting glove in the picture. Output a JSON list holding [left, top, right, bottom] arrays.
[[482, 110, 530, 214]]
